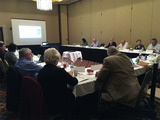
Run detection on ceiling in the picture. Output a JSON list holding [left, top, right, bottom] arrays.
[[25, 0, 80, 5]]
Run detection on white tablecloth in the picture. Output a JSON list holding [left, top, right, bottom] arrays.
[[62, 51, 83, 62], [63, 45, 153, 55], [37, 59, 153, 97], [73, 65, 150, 97]]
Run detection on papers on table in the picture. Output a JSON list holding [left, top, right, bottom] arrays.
[[91, 64, 102, 70], [33, 55, 40, 63], [146, 50, 153, 53], [37, 62, 46, 66], [74, 66, 85, 72], [77, 72, 96, 83]]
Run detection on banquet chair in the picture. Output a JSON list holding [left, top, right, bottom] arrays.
[[0, 58, 7, 88], [116, 69, 155, 119], [136, 70, 152, 105], [6, 66, 22, 112], [0, 58, 6, 73], [99, 43, 105, 47], [19, 76, 48, 120], [4, 60, 9, 71]]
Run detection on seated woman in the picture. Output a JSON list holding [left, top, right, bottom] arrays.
[[37, 48, 78, 115], [81, 38, 88, 46], [134, 39, 145, 50]]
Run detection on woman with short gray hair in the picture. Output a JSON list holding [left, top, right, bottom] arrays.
[[37, 48, 78, 115], [44, 48, 61, 65]]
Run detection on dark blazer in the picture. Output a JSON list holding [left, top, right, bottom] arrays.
[[134, 44, 145, 50], [37, 64, 78, 115], [106, 41, 117, 48]]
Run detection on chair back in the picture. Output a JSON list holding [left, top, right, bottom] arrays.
[[6, 66, 22, 112], [4, 60, 9, 71], [0, 58, 6, 73], [136, 70, 152, 105], [19, 76, 48, 120], [100, 43, 105, 47], [0, 58, 7, 87]]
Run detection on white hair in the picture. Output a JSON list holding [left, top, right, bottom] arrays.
[[93, 38, 96, 41], [44, 48, 61, 65], [107, 46, 118, 56], [19, 48, 31, 59]]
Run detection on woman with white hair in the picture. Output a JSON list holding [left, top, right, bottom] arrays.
[[37, 48, 78, 116]]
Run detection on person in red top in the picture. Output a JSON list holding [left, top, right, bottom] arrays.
[[0, 42, 6, 60]]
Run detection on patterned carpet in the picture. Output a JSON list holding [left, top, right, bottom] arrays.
[[0, 88, 7, 120], [74, 59, 100, 68], [156, 100, 160, 120], [61, 58, 101, 68]]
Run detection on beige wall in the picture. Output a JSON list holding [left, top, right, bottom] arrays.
[[0, 0, 60, 45], [68, 0, 160, 48], [60, 5, 68, 45]]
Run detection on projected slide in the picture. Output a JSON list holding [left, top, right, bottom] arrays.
[[11, 19, 46, 45], [19, 25, 42, 39]]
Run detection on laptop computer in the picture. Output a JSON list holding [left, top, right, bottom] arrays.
[[42, 42, 48, 46], [129, 58, 140, 68]]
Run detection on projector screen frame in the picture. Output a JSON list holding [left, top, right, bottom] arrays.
[[11, 18, 47, 46]]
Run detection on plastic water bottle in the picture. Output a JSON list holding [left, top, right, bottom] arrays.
[[145, 55, 147, 60], [70, 63, 74, 72], [136, 56, 139, 63], [139, 50, 142, 60]]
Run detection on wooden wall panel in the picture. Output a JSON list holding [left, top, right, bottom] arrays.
[[68, 2, 82, 45], [90, 0, 102, 44], [152, 0, 160, 43], [131, 0, 152, 48], [102, 0, 116, 45], [114, 0, 132, 47], [60, 5, 68, 45], [81, 0, 91, 45], [67, 0, 159, 48]]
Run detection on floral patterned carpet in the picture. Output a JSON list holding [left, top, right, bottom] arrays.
[[0, 88, 9, 120]]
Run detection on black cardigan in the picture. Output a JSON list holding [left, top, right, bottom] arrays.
[[37, 64, 78, 114]]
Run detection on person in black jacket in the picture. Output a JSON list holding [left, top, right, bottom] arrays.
[[105, 39, 117, 48], [134, 39, 145, 50], [37, 48, 78, 116], [4, 43, 18, 66]]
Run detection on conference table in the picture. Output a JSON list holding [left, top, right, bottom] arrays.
[[59, 45, 153, 63], [37, 57, 155, 97], [59, 45, 108, 63]]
